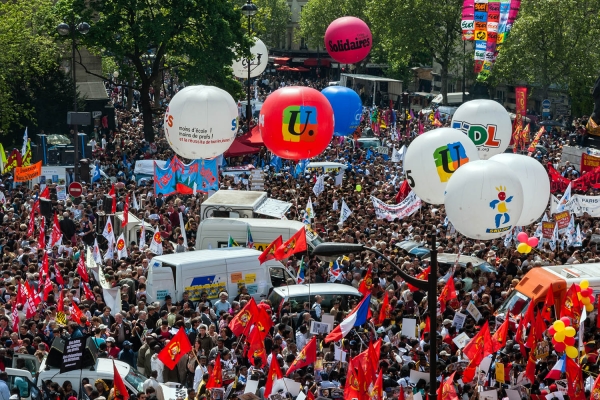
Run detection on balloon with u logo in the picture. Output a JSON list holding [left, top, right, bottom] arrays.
[[402, 128, 479, 204], [321, 86, 363, 137], [259, 86, 334, 160]]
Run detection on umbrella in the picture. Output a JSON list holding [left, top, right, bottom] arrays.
[[538, 120, 565, 127], [508, 113, 531, 123], [46, 134, 72, 145]]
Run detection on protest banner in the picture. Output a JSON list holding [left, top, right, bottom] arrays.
[[14, 160, 42, 182]]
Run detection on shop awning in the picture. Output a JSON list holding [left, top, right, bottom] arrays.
[[224, 139, 261, 157], [273, 57, 291, 64], [276, 66, 310, 72], [304, 58, 332, 68], [238, 126, 264, 147]]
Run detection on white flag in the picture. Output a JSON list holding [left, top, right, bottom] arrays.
[[391, 147, 402, 163], [334, 172, 343, 186], [306, 197, 315, 220], [549, 222, 559, 251], [22, 127, 28, 155], [139, 223, 146, 248], [104, 242, 114, 261], [574, 224, 583, 247], [313, 175, 325, 197], [556, 183, 571, 212], [132, 192, 139, 210], [332, 200, 338, 211], [340, 199, 352, 224], [103, 217, 115, 244], [116, 233, 128, 259], [193, 182, 197, 195], [579, 307, 588, 353], [398, 145, 407, 164], [179, 212, 188, 248], [503, 227, 514, 248], [92, 238, 103, 265], [566, 214, 575, 246], [150, 231, 163, 255]]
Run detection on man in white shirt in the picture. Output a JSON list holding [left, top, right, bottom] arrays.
[[193, 356, 208, 391], [295, 325, 309, 351], [150, 346, 165, 382], [142, 370, 160, 391]]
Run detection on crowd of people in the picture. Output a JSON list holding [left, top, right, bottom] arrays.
[[0, 73, 598, 400]]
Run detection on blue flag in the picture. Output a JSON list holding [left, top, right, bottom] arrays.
[[91, 164, 101, 183], [270, 156, 282, 172]]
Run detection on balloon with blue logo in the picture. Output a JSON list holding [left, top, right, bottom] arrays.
[[321, 86, 363, 136]]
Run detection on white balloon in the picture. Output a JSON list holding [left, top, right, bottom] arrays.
[[164, 86, 238, 159], [403, 128, 479, 204], [232, 38, 268, 79], [490, 153, 550, 226], [451, 100, 512, 159], [444, 160, 524, 240]]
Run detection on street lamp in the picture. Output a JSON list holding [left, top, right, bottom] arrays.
[[241, 0, 258, 134], [312, 232, 439, 400], [57, 20, 90, 181]]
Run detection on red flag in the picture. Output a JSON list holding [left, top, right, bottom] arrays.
[[57, 290, 65, 313], [565, 357, 586, 400], [112, 360, 130, 400], [542, 288, 555, 321], [247, 325, 267, 366], [27, 200, 38, 237], [378, 292, 391, 324], [25, 281, 41, 307], [109, 184, 117, 214], [515, 304, 534, 358], [492, 317, 509, 352], [16, 284, 25, 306], [560, 284, 582, 323], [206, 353, 223, 389], [83, 283, 95, 302], [438, 276, 457, 314], [463, 321, 493, 361], [371, 370, 383, 400], [258, 235, 283, 265], [358, 266, 374, 296], [54, 264, 64, 286], [462, 359, 478, 383], [524, 340, 537, 383], [50, 213, 62, 246], [408, 266, 430, 292], [591, 370, 600, 399], [157, 327, 192, 370], [345, 358, 361, 400], [286, 336, 316, 376], [23, 283, 38, 318], [121, 194, 129, 227], [229, 298, 259, 336], [368, 339, 382, 381], [264, 352, 284, 398], [71, 302, 84, 324], [421, 315, 430, 340], [11, 306, 19, 333], [307, 390, 315, 400], [254, 305, 274, 340], [39, 186, 50, 199], [76, 255, 89, 283], [395, 180, 411, 203], [439, 372, 459, 400], [274, 227, 307, 260], [38, 217, 46, 249]]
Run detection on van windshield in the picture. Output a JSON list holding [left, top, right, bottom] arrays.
[[496, 290, 530, 316], [125, 367, 147, 393]]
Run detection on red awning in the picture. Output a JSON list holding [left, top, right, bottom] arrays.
[[274, 57, 291, 64], [238, 126, 264, 147], [224, 139, 261, 157], [276, 66, 310, 72], [304, 58, 332, 68]]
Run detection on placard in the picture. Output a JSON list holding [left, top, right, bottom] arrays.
[[56, 185, 67, 201], [542, 221, 556, 239], [272, 378, 301, 396], [452, 312, 467, 329], [495, 362, 504, 383], [401, 318, 418, 339], [452, 332, 471, 349], [409, 370, 430, 384], [466, 302, 482, 322], [230, 272, 243, 283], [479, 390, 498, 400], [60, 336, 86, 373], [310, 321, 332, 335], [244, 380, 259, 394], [505, 389, 521, 400]]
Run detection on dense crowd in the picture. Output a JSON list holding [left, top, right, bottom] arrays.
[[0, 73, 598, 400]]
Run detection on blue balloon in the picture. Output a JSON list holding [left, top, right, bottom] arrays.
[[321, 86, 363, 136]]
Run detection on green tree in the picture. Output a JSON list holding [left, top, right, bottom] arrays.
[[366, 0, 463, 102], [0, 0, 66, 139], [239, 0, 291, 49], [58, 0, 250, 142], [492, 0, 600, 116]]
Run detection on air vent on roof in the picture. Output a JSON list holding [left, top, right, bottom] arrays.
[[561, 268, 581, 279], [532, 284, 543, 294]]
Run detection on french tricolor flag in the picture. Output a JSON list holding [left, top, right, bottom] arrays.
[[545, 354, 566, 380], [325, 294, 371, 343]]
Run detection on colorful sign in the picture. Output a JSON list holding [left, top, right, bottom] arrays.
[[581, 153, 600, 174], [555, 211, 571, 233], [548, 163, 600, 193], [542, 221, 556, 239], [185, 275, 227, 300], [154, 155, 218, 196], [14, 161, 42, 182], [433, 142, 470, 182]]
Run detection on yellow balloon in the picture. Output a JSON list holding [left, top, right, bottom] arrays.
[[564, 326, 576, 337], [582, 297, 591, 305], [553, 320, 566, 332], [524, 245, 532, 253], [566, 346, 579, 359], [554, 331, 566, 342], [581, 280, 589, 290], [517, 243, 529, 253], [586, 304, 594, 312]]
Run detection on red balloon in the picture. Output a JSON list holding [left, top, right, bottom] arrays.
[[324, 17, 373, 64], [564, 336, 576, 346], [560, 316, 571, 327], [259, 87, 334, 160], [581, 288, 593, 297], [548, 326, 556, 336], [554, 342, 566, 353], [551, 337, 558, 346]]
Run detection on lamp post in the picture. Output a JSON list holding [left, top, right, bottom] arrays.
[[57, 19, 90, 181], [241, 0, 258, 134], [312, 232, 439, 400]]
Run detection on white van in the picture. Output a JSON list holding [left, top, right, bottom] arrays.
[[7, 354, 184, 400], [113, 212, 156, 246], [195, 218, 324, 252], [200, 190, 292, 219], [422, 92, 468, 115], [145, 247, 296, 304]]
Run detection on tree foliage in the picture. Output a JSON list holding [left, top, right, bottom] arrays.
[[0, 0, 69, 140], [239, 0, 291, 49], [58, 0, 250, 142], [492, 0, 600, 115]]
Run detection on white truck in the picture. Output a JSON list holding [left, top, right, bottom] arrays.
[[146, 247, 296, 304], [200, 190, 292, 219]]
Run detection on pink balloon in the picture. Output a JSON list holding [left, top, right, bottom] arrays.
[[517, 232, 529, 243], [527, 237, 539, 247], [548, 326, 556, 336], [554, 341, 566, 353], [560, 316, 571, 327], [564, 336, 576, 346], [324, 17, 372, 64]]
